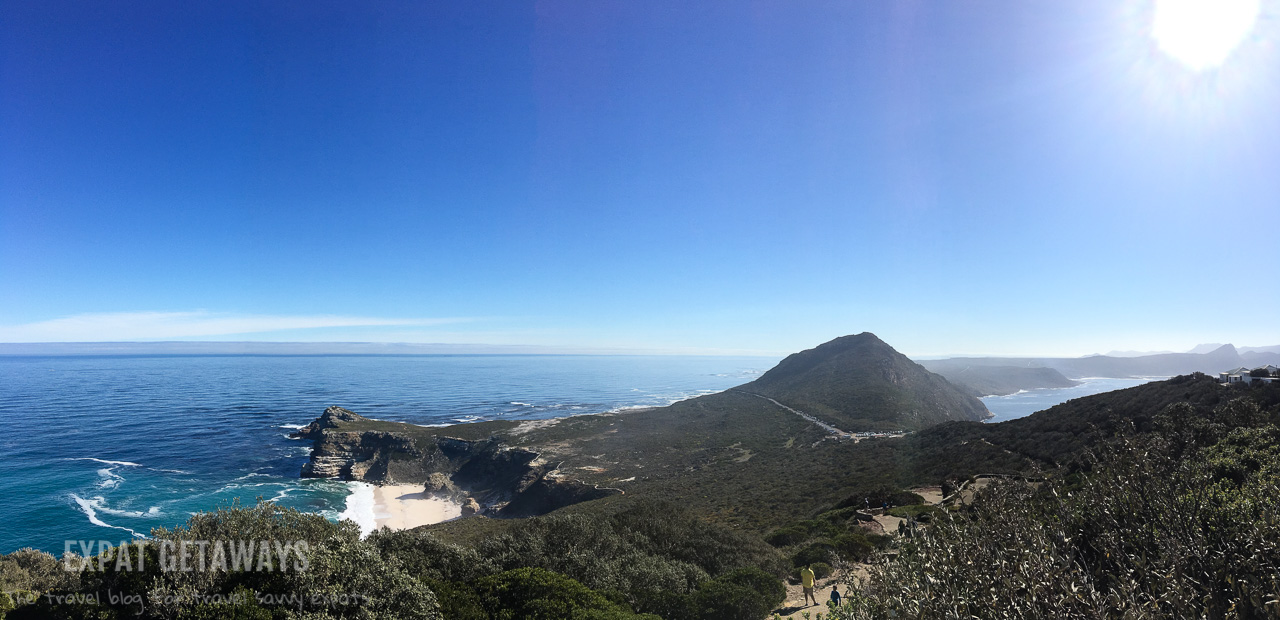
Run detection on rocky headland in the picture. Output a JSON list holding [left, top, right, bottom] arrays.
[[291, 406, 621, 518]]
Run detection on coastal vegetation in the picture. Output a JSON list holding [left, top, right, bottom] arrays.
[[832, 391, 1280, 619]]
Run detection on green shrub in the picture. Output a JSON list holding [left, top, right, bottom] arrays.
[[632, 589, 693, 618], [470, 567, 657, 620], [791, 542, 835, 567], [64, 501, 443, 620], [421, 578, 489, 620], [830, 412, 1280, 619], [370, 528, 496, 582], [763, 526, 808, 547], [714, 567, 785, 609], [828, 532, 874, 562], [810, 562, 832, 579], [689, 580, 773, 620], [0, 548, 76, 593]]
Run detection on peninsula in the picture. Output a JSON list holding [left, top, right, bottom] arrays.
[[291, 333, 992, 529]]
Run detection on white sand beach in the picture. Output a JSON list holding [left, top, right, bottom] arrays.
[[340, 482, 462, 536]]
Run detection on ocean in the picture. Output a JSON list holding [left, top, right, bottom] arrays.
[[979, 377, 1159, 424], [0, 354, 773, 555]]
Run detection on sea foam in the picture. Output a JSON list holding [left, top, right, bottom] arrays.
[[338, 482, 377, 538], [69, 457, 142, 467], [70, 495, 146, 538]]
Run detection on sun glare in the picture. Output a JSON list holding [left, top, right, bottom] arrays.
[[1152, 0, 1261, 70]]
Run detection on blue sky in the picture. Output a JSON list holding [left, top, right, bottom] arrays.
[[2, 0, 1278, 356]]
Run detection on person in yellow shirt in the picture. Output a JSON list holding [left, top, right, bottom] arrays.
[[800, 564, 817, 607]]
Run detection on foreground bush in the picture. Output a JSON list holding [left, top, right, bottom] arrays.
[[469, 567, 658, 620], [4, 501, 441, 620], [832, 400, 1280, 619], [374, 499, 786, 618]]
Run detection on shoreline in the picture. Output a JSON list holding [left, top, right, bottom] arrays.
[[339, 482, 462, 537]]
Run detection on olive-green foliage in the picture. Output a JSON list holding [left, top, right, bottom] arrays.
[[372, 500, 787, 619], [477, 501, 782, 598], [832, 398, 1280, 619], [468, 567, 658, 620], [0, 548, 77, 595], [809, 562, 832, 579], [7, 501, 441, 620], [648, 567, 786, 620], [910, 374, 1280, 483], [170, 585, 272, 620], [828, 533, 874, 563], [763, 527, 807, 547], [791, 542, 835, 568], [766, 503, 890, 573], [368, 528, 496, 582], [420, 578, 489, 620]]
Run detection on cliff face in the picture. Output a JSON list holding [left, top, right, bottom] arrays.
[[292, 406, 621, 518], [294, 407, 438, 481]]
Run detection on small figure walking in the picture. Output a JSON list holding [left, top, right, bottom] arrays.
[[830, 585, 842, 607], [800, 564, 818, 607]]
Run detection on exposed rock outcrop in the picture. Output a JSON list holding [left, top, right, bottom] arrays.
[[293, 407, 622, 519]]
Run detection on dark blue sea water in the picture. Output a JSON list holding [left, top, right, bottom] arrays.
[[0, 354, 773, 554], [979, 377, 1158, 424]]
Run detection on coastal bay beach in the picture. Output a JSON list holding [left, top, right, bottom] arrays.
[[340, 482, 462, 536]]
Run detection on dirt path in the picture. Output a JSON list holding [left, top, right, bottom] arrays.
[[774, 566, 865, 619], [911, 485, 943, 505]]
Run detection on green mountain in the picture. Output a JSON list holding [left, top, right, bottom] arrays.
[[741, 332, 991, 430]]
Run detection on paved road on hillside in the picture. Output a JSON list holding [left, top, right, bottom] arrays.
[[734, 390, 847, 435]]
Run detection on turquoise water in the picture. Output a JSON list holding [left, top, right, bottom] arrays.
[[0, 354, 773, 554], [979, 377, 1159, 424]]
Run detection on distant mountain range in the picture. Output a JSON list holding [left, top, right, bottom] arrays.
[[1105, 343, 1280, 357], [918, 343, 1280, 394]]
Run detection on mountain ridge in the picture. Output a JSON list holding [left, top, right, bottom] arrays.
[[920, 343, 1280, 381]]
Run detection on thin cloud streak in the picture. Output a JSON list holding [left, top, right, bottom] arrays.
[[0, 311, 470, 342]]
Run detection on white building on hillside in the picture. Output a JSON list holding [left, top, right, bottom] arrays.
[[1220, 366, 1279, 384]]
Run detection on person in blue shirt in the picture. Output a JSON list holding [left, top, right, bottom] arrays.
[[829, 585, 842, 606]]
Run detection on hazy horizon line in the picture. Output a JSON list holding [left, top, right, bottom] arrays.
[[3, 340, 1274, 360]]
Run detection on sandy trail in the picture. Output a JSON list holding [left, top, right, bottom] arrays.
[[776, 566, 866, 619]]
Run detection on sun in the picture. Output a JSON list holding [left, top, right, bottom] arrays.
[[1152, 0, 1261, 70]]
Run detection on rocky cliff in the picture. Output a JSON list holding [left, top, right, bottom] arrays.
[[292, 406, 621, 518]]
